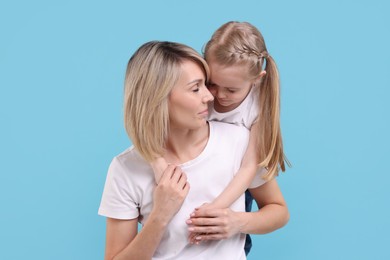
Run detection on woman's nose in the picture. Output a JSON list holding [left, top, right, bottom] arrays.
[[203, 87, 214, 103]]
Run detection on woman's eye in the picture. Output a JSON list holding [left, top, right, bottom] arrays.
[[192, 84, 200, 92], [228, 89, 236, 93]]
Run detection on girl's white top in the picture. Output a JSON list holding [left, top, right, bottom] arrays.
[[208, 86, 259, 129]]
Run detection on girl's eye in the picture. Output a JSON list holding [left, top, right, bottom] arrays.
[[228, 89, 236, 93]]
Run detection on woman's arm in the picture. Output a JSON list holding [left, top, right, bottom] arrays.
[[186, 178, 289, 241], [105, 165, 190, 260], [200, 124, 260, 209], [150, 157, 169, 184]]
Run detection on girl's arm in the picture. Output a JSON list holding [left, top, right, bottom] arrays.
[[104, 165, 190, 260], [186, 178, 289, 241], [204, 123, 260, 209]]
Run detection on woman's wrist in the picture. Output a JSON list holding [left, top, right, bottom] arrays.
[[235, 211, 251, 234], [148, 209, 171, 229]]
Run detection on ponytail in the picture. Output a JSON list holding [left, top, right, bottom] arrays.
[[256, 54, 290, 180]]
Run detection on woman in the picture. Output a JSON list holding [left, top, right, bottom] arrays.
[[98, 41, 289, 259]]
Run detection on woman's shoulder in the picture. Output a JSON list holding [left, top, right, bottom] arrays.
[[110, 146, 150, 174]]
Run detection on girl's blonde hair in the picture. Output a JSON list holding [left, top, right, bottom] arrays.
[[204, 21, 289, 180], [124, 41, 209, 162]]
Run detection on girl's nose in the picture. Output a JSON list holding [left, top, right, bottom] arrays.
[[216, 89, 227, 99]]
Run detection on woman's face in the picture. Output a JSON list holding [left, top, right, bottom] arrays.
[[168, 60, 214, 130], [207, 61, 253, 112]]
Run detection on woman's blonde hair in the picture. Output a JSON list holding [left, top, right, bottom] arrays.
[[124, 41, 209, 162], [204, 21, 290, 180]]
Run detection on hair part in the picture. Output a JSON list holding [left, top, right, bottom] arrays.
[[205, 21, 290, 180], [123, 41, 209, 162]]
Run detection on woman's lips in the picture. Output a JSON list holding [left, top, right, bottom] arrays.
[[198, 109, 209, 117]]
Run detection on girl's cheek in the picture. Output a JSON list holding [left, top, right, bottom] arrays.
[[208, 87, 216, 97]]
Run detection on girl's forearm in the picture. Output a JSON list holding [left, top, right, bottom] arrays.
[[210, 125, 259, 209], [210, 165, 257, 208]]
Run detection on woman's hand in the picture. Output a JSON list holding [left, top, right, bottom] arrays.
[[104, 165, 190, 260], [152, 165, 190, 225], [186, 207, 245, 243]]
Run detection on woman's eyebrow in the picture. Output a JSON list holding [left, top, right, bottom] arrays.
[[186, 79, 202, 86]]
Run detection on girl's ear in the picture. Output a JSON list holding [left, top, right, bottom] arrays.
[[253, 71, 266, 86], [259, 70, 266, 78]]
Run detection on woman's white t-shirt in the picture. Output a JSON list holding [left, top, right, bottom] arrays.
[[98, 121, 266, 259]]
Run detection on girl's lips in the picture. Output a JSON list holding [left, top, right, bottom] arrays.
[[217, 99, 230, 105]]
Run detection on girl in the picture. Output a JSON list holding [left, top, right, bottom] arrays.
[[153, 21, 289, 211], [186, 21, 290, 248], [202, 21, 289, 206]]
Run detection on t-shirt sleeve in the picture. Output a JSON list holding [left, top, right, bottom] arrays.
[[244, 88, 260, 128], [248, 167, 268, 189], [98, 157, 140, 220]]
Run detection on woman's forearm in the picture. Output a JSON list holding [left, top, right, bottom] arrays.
[[236, 202, 289, 235], [243, 178, 289, 234], [111, 212, 168, 260], [107, 165, 190, 260]]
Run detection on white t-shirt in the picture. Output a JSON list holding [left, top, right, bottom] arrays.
[[208, 87, 259, 129], [98, 121, 266, 260]]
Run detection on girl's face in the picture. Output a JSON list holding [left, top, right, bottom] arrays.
[[207, 61, 254, 112], [168, 60, 214, 130]]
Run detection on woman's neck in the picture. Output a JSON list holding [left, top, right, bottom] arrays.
[[164, 123, 210, 165]]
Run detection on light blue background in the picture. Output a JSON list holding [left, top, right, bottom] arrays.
[[1, 0, 389, 259]]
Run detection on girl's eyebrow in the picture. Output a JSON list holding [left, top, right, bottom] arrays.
[[208, 81, 238, 90]]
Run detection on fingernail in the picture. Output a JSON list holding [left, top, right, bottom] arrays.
[[186, 219, 192, 224], [196, 236, 202, 240], [188, 227, 194, 231], [190, 213, 195, 217]]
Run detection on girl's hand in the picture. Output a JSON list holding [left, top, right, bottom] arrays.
[[186, 207, 244, 243], [152, 165, 190, 224], [187, 203, 213, 244]]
